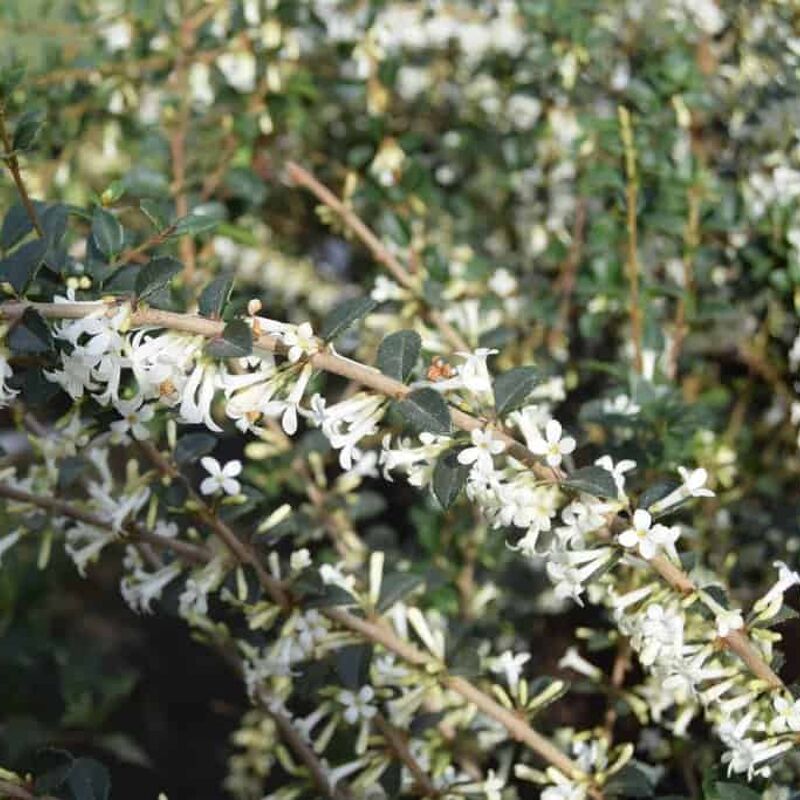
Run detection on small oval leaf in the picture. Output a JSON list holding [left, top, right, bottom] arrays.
[[320, 295, 378, 341], [377, 330, 421, 383], [493, 366, 539, 416], [563, 465, 617, 499], [394, 387, 451, 435]]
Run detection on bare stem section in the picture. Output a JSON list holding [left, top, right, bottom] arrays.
[[618, 107, 643, 375]]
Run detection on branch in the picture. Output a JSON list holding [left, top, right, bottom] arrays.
[[618, 107, 642, 375], [286, 162, 470, 353], [0, 482, 210, 565], [0, 105, 43, 237], [0, 299, 784, 692]]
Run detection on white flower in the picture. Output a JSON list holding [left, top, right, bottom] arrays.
[[715, 608, 744, 638], [649, 466, 714, 514], [290, 548, 312, 573], [282, 322, 318, 363], [490, 650, 530, 693], [753, 560, 800, 618], [618, 509, 674, 560], [528, 419, 576, 468], [121, 561, 183, 614], [110, 398, 154, 441], [482, 770, 505, 800], [457, 428, 505, 473], [772, 694, 800, 733], [488, 268, 518, 297], [637, 603, 685, 666], [200, 457, 242, 496], [457, 348, 497, 395], [338, 686, 378, 724], [216, 51, 257, 93], [594, 455, 636, 500]]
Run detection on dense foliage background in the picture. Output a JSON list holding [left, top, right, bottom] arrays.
[[0, 1, 799, 799]]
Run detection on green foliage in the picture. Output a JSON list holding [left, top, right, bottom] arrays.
[[377, 329, 421, 382], [395, 388, 451, 435]]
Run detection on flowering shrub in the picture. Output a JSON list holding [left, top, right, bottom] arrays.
[[0, 1, 799, 799]]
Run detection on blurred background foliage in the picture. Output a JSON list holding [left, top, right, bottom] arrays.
[[1, 0, 800, 796]]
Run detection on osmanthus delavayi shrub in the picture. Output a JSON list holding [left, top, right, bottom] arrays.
[[0, 1, 799, 799]]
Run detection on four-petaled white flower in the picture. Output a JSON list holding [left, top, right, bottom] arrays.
[[772, 694, 800, 733], [528, 419, 576, 468], [200, 456, 242, 496], [111, 398, 154, 441], [490, 649, 531, 693], [458, 428, 505, 473], [282, 322, 318, 363], [617, 509, 672, 560], [338, 685, 378, 724]]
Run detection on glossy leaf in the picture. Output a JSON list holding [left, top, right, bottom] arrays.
[[395, 387, 451, 435], [320, 295, 378, 341], [204, 319, 253, 358], [493, 365, 538, 416], [377, 329, 421, 382]]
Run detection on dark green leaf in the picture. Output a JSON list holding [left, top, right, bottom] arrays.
[[377, 572, 424, 613], [139, 199, 169, 230], [58, 456, 91, 492], [320, 295, 378, 341], [335, 644, 373, 690], [394, 387, 451, 435], [204, 319, 253, 358], [0, 64, 26, 99], [134, 256, 182, 300], [605, 762, 656, 798], [198, 274, 234, 318], [91, 207, 123, 257], [432, 448, 470, 509], [174, 432, 217, 466], [448, 646, 480, 677], [40, 203, 68, 249], [714, 784, 761, 800], [7, 307, 53, 354], [304, 582, 356, 609], [638, 480, 679, 510], [12, 109, 45, 152], [171, 212, 219, 237], [493, 366, 538, 416], [563, 466, 617, 498], [34, 748, 75, 793], [0, 237, 47, 294], [1, 202, 39, 250], [65, 758, 111, 800], [377, 330, 421, 382], [379, 762, 402, 796]]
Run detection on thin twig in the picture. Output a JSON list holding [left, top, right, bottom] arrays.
[[666, 185, 700, 380], [0, 105, 43, 237], [618, 107, 643, 375], [0, 299, 785, 691], [286, 162, 470, 353]]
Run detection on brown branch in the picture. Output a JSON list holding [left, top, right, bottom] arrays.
[[286, 162, 470, 353], [666, 185, 700, 381], [374, 714, 440, 798], [618, 108, 642, 375], [0, 299, 785, 693], [0, 482, 210, 565], [0, 105, 43, 237], [137, 439, 289, 607], [549, 199, 587, 351]]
